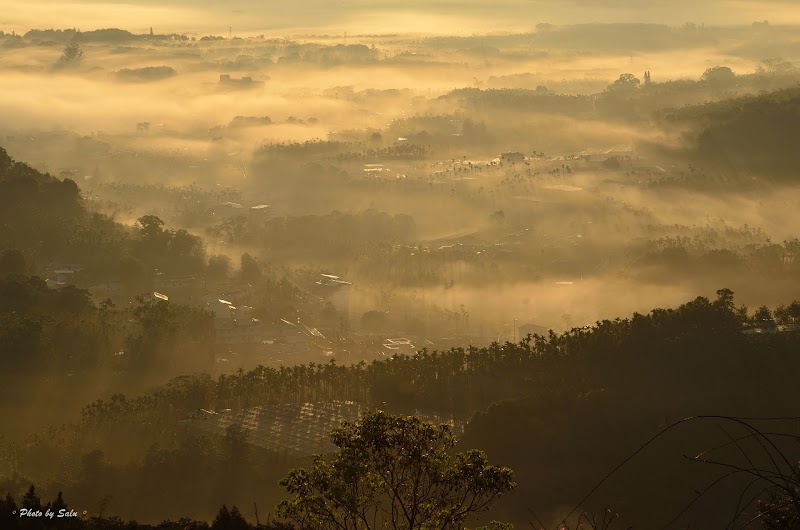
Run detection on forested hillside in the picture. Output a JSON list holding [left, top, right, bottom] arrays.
[[660, 86, 800, 176], [0, 146, 208, 280], [2, 287, 799, 527], [4, 12, 800, 529]]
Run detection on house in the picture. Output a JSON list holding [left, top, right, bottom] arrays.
[[47, 263, 84, 273], [382, 338, 418, 355], [46, 269, 76, 288], [316, 273, 352, 287], [204, 284, 254, 301], [153, 273, 199, 302], [216, 202, 245, 217], [249, 204, 270, 216], [603, 144, 635, 156], [44, 263, 86, 288], [741, 323, 800, 335], [315, 274, 352, 317], [215, 316, 327, 354], [236, 305, 255, 324], [277, 319, 316, 351], [363, 164, 385, 174], [519, 323, 549, 338], [207, 298, 236, 322]]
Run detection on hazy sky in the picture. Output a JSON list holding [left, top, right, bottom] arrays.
[[3, 0, 800, 35]]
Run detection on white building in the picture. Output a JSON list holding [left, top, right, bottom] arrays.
[[249, 204, 270, 216], [45, 263, 85, 288], [208, 298, 236, 322], [315, 274, 352, 317]]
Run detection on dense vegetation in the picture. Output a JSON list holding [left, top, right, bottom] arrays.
[[277, 411, 515, 530], [4, 17, 800, 530], [0, 147, 207, 281], [1, 286, 798, 527], [660, 86, 800, 176]]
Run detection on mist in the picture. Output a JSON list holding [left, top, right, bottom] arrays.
[[2, 6, 800, 530]]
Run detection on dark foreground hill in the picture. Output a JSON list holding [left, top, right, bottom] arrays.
[[1, 287, 798, 527]]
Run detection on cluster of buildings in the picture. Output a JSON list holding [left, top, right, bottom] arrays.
[[207, 274, 354, 369], [741, 323, 800, 334], [577, 144, 635, 159], [44, 263, 86, 289], [39, 259, 354, 368], [45, 261, 553, 366], [214, 201, 271, 218], [209, 295, 325, 362]]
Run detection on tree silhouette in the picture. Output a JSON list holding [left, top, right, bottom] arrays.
[[51, 491, 68, 513], [229, 506, 251, 530], [57, 42, 84, 67], [212, 504, 251, 530], [21, 484, 41, 512], [212, 505, 233, 529], [0, 494, 19, 529], [240, 253, 261, 283], [208, 255, 232, 280], [701, 66, 736, 91], [136, 214, 165, 239], [606, 73, 640, 94], [277, 411, 515, 530], [752, 305, 775, 327]]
